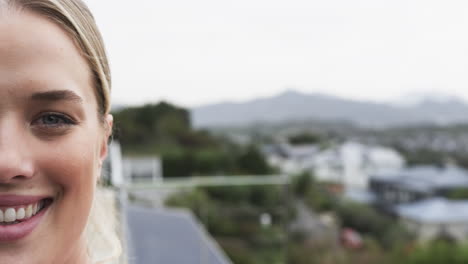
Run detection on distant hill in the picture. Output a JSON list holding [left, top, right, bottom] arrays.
[[191, 90, 468, 128]]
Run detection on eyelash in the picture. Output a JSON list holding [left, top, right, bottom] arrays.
[[33, 112, 77, 129]]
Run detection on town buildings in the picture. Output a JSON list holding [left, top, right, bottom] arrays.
[[264, 140, 468, 243], [264, 140, 405, 190], [370, 166, 468, 242], [397, 198, 468, 243]]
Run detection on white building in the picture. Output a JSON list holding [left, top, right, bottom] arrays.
[[338, 142, 405, 189], [123, 156, 163, 183], [397, 198, 468, 243], [263, 143, 320, 175], [264, 141, 405, 190]]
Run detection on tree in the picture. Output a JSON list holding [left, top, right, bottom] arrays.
[[288, 132, 323, 145], [237, 145, 272, 175]]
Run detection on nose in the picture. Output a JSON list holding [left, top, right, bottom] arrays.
[[0, 117, 34, 183]]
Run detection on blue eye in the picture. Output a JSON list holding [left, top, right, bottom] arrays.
[[37, 113, 75, 127]]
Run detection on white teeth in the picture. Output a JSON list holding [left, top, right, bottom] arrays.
[[4, 208, 15, 222], [26, 205, 32, 218], [33, 204, 38, 215], [16, 208, 25, 220], [0, 200, 49, 223]]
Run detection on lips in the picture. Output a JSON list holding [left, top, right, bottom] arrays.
[[0, 195, 50, 207], [0, 195, 53, 242]]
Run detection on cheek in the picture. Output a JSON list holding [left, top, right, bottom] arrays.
[[36, 134, 100, 193], [31, 127, 103, 225], [31, 129, 103, 244]]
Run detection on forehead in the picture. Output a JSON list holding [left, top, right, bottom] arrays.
[[0, 10, 95, 106]]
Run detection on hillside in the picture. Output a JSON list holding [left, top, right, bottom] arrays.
[[191, 90, 468, 128]]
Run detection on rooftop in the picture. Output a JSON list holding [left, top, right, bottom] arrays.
[[396, 198, 468, 223], [126, 205, 232, 264], [371, 165, 468, 192]]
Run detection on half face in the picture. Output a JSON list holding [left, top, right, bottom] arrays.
[[0, 9, 110, 264]]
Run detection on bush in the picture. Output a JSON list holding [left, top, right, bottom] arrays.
[[447, 188, 468, 200], [399, 241, 468, 264], [236, 145, 273, 175], [305, 187, 336, 212], [292, 172, 314, 198], [335, 201, 412, 248], [165, 186, 288, 264]]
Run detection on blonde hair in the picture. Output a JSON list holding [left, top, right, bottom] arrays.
[[1, 0, 121, 263], [87, 188, 123, 263], [3, 0, 111, 117]]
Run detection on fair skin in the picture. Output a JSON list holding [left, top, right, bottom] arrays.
[[0, 9, 112, 264]]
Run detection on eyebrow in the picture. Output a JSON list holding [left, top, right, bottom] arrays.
[[30, 90, 83, 104]]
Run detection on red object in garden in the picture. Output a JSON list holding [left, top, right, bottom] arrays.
[[340, 228, 363, 249]]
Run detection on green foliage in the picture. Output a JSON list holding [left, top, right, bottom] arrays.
[[291, 171, 338, 212], [287, 239, 468, 264], [114, 102, 274, 176], [292, 172, 314, 198], [396, 241, 468, 264], [219, 237, 284, 264], [161, 149, 236, 177], [165, 185, 288, 264], [113, 102, 192, 149], [287, 238, 397, 264], [297, 173, 336, 212], [202, 185, 284, 209], [165, 189, 214, 217], [288, 132, 323, 145], [236, 145, 273, 175], [161, 151, 194, 177], [300, 183, 413, 249], [305, 186, 336, 212], [397, 148, 446, 167], [166, 177, 468, 264], [335, 201, 412, 248], [336, 201, 390, 234], [161, 145, 273, 177], [447, 188, 468, 199]]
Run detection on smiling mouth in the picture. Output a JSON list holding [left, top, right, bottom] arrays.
[[0, 198, 53, 225]]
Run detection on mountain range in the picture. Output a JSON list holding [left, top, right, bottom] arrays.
[[191, 90, 468, 128]]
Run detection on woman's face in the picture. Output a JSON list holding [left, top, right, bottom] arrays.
[[0, 10, 111, 263]]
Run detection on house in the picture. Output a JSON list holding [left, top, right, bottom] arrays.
[[369, 166, 468, 243], [396, 198, 468, 243], [369, 166, 468, 207], [122, 156, 162, 183], [263, 143, 320, 175], [264, 141, 405, 190], [331, 142, 405, 189]]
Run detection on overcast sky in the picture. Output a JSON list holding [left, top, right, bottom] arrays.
[[85, 0, 468, 107]]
